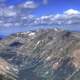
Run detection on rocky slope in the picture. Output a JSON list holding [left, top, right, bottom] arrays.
[[0, 29, 80, 80]]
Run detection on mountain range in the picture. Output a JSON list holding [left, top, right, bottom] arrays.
[[0, 29, 80, 80]]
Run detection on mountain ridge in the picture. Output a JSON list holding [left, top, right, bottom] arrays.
[[0, 29, 80, 80]]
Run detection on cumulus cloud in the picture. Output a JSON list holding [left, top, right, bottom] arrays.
[[0, 0, 37, 17], [31, 9, 80, 25], [0, 0, 38, 27], [0, 5, 18, 17], [64, 9, 80, 15], [19, 1, 37, 9], [55, 9, 80, 25], [4, 8, 17, 17], [0, 4, 80, 29]]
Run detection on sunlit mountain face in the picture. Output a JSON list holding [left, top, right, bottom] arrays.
[[0, 0, 80, 36]]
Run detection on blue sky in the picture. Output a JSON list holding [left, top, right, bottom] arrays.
[[0, 0, 80, 35], [5, 0, 80, 16]]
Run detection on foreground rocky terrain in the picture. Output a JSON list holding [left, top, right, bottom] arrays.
[[0, 29, 80, 80]]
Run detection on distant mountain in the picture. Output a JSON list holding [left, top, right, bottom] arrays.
[[0, 29, 80, 80]]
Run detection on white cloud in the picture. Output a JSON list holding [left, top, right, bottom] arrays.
[[32, 9, 80, 25], [20, 1, 37, 9], [26, 15, 34, 19], [0, 5, 17, 17], [0, 1, 37, 28], [3, 23, 13, 27], [43, 0, 48, 5], [14, 22, 21, 26], [64, 9, 80, 15], [4, 9, 17, 17], [0, 7, 80, 28], [54, 14, 61, 19], [0, 1, 37, 17], [0, 20, 3, 23]]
